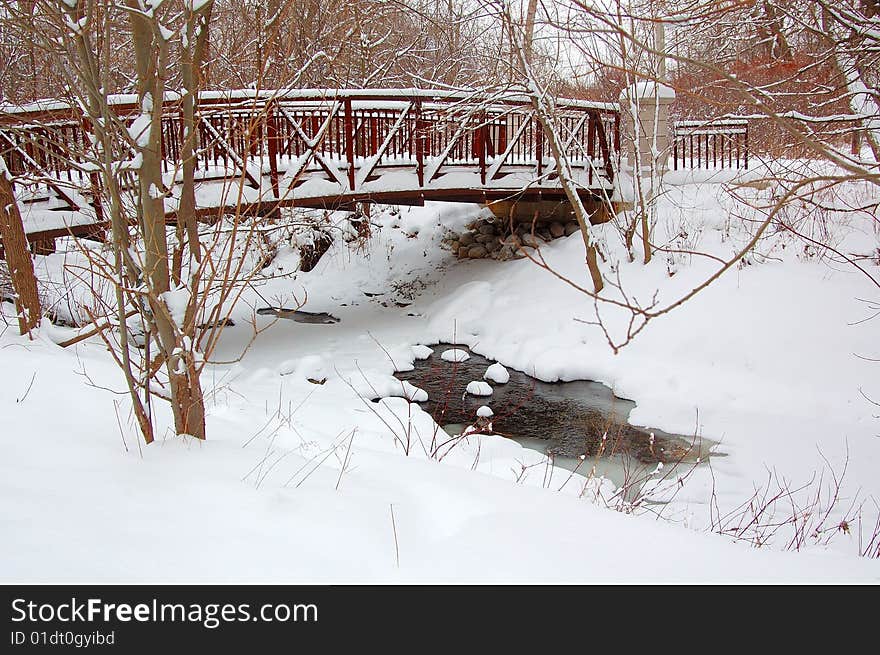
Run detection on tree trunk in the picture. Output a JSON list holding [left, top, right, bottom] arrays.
[[524, 0, 538, 67], [0, 162, 40, 336], [175, 0, 214, 284], [128, 2, 206, 440], [518, 0, 603, 293], [641, 207, 652, 265]]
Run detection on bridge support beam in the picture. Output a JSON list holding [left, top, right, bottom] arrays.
[[487, 198, 612, 226]]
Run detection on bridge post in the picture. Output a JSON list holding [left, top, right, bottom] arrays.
[[343, 97, 356, 191], [477, 112, 487, 185], [534, 116, 544, 180], [80, 116, 104, 227], [587, 111, 596, 187], [414, 98, 425, 187], [620, 81, 675, 177], [265, 100, 280, 200]]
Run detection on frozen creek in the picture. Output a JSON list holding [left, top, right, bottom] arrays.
[[394, 344, 724, 492]]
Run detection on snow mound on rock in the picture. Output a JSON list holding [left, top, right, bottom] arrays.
[[399, 381, 428, 402], [484, 363, 510, 384], [466, 381, 493, 396], [441, 348, 470, 362], [412, 344, 434, 360], [477, 405, 494, 417]]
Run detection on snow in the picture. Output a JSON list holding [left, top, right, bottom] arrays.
[[465, 381, 493, 396], [399, 380, 428, 402], [484, 363, 510, 384], [160, 286, 191, 330], [2, 173, 880, 583], [118, 152, 143, 171], [411, 344, 433, 360], [127, 112, 152, 148], [477, 405, 494, 418], [441, 348, 470, 363], [624, 81, 677, 101]]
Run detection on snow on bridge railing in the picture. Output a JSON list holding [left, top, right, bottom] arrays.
[[0, 88, 620, 222]]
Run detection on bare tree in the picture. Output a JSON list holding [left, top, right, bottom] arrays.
[[0, 0, 287, 443], [496, 0, 605, 292]]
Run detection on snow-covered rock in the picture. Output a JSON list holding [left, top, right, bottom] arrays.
[[484, 363, 510, 384], [465, 381, 493, 396], [477, 405, 494, 417], [441, 348, 470, 363], [412, 344, 434, 360], [279, 354, 330, 382], [399, 380, 428, 402]]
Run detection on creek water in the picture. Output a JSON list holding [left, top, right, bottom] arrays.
[[395, 344, 723, 493]]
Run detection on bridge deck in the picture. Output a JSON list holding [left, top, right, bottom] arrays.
[[0, 89, 620, 240]]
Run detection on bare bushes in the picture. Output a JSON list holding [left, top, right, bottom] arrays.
[[708, 450, 880, 558]]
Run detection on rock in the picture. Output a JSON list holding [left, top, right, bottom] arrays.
[[564, 222, 580, 236], [467, 245, 488, 258], [475, 233, 495, 244], [484, 363, 510, 384], [502, 233, 520, 247], [449, 241, 460, 253], [459, 232, 475, 246], [441, 348, 470, 362], [496, 245, 515, 261], [465, 380, 493, 396], [550, 221, 565, 238], [478, 223, 496, 235], [538, 228, 552, 241], [521, 233, 541, 249]]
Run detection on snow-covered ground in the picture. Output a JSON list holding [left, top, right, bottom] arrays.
[[2, 170, 879, 582]]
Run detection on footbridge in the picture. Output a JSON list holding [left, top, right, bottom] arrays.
[[0, 88, 620, 245]]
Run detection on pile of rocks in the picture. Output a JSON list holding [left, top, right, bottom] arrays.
[[442, 217, 581, 261]]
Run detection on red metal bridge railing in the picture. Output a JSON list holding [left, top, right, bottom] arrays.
[[0, 89, 620, 215]]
